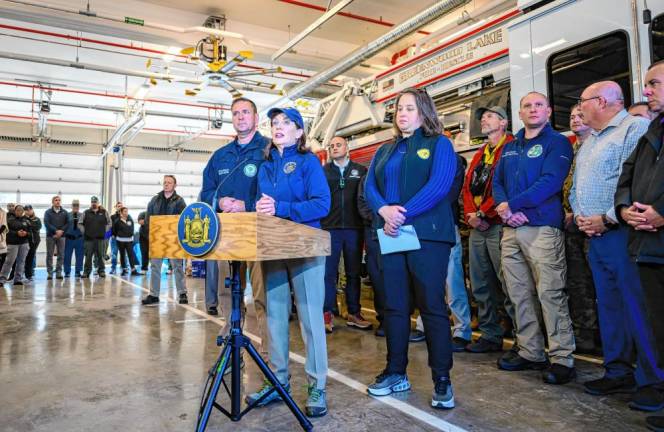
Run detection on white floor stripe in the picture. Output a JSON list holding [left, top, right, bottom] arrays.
[[111, 275, 468, 432], [174, 318, 210, 324]]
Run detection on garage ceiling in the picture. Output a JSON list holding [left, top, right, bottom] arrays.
[[0, 0, 508, 141]]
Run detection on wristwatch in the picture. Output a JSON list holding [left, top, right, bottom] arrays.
[[476, 210, 485, 218], [601, 214, 618, 229]]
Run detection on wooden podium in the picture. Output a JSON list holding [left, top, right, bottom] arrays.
[[149, 212, 330, 432], [148, 212, 330, 261]]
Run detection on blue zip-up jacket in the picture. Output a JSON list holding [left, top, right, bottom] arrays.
[[200, 132, 268, 211], [492, 123, 572, 229], [257, 145, 331, 228], [43, 207, 70, 237]]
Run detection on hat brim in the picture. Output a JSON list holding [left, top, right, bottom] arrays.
[[475, 107, 505, 121]]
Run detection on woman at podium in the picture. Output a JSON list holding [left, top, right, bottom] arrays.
[[248, 106, 331, 418], [364, 87, 459, 409]]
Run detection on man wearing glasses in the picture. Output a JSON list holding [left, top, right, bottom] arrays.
[[321, 135, 369, 333], [571, 81, 661, 409]]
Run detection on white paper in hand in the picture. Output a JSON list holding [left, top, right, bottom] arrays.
[[376, 225, 421, 255]]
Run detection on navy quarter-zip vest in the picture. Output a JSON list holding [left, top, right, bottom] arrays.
[[372, 131, 457, 244]]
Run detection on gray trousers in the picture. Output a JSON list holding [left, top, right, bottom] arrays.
[[263, 256, 328, 389], [213, 260, 269, 358], [0, 243, 29, 281], [84, 239, 105, 275], [501, 226, 575, 367], [149, 258, 186, 297], [46, 236, 65, 275], [469, 224, 516, 343]]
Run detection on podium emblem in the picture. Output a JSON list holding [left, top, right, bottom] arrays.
[[177, 202, 219, 257]]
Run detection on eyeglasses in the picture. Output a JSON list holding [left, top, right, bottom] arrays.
[[577, 95, 602, 105]]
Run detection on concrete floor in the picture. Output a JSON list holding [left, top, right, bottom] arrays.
[[0, 269, 652, 432]]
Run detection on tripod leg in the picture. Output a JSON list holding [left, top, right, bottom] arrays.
[[245, 341, 313, 431], [196, 342, 232, 432]]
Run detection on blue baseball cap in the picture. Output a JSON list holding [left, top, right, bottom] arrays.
[[267, 107, 304, 129]]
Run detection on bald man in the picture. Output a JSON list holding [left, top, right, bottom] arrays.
[[615, 62, 664, 430], [570, 81, 663, 409]]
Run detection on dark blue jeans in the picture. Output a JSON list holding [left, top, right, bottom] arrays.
[[324, 229, 363, 315], [588, 227, 663, 386], [364, 227, 385, 324], [64, 237, 84, 275], [382, 240, 452, 381]]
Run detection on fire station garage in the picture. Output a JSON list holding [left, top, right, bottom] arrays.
[[2, 0, 664, 431]]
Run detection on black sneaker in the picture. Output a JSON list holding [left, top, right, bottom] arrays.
[[47, 274, 53, 280], [81, 273, 90, 279], [466, 337, 503, 353], [131, 270, 143, 276], [646, 415, 664, 431], [13, 280, 23, 286], [142, 295, 159, 305], [409, 330, 425, 343], [75, 273, 81, 279], [431, 377, 455, 409], [451, 337, 471, 353], [178, 293, 188, 304], [542, 364, 576, 385], [207, 306, 218, 316], [497, 352, 549, 371], [99, 272, 106, 278], [56, 274, 64, 280], [584, 375, 637, 395], [121, 269, 128, 276], [630, 386, 664, 412]]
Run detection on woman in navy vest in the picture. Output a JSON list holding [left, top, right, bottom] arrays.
[[247, 107, 331, 418], [364, 88, 459, 409]]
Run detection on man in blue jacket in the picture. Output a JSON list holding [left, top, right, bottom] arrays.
[[199, 97, 269, 360], [44, 195, 69, 280], [493, 91, 576, 385]]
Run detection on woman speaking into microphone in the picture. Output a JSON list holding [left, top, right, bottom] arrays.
[[247, 106, 331, 418], [364, 88, 460, 409]]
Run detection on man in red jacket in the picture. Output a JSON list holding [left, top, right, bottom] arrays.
[[463, 106, 516, 353]]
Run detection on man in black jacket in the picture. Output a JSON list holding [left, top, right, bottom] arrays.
[[616, 61, 664, 432], [23, 205, 41, 281], [321, 136, 369, 333], [137, 211, 149, 271], [141, 175, 188, 305], [79, 196, 111, 278]]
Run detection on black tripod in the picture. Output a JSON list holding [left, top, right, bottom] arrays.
[[196, 260, 313, 432]]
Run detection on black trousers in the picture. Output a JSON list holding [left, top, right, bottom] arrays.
[[382, 239, 453, 381], [117, 241, 138, 269], [139, 237, 149, 270], [25, 239, 40, 278], [638, 263, 664, 369]]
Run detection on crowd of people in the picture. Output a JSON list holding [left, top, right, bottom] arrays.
[[0, 194, 169, 284], [190, 60, 664, 426], [1, 59, 663, 428]]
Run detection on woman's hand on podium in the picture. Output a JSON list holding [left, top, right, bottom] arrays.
[[256, 194, 276, 216]]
